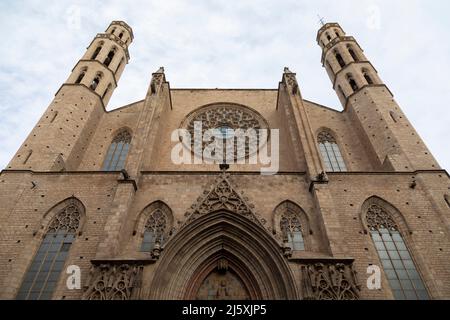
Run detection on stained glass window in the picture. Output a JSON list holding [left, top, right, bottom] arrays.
[[280, 212, 305, 251], [141, 209, 167, 252], [16, 200, 81, 300], [318, 131, 347, 172], [366, 204, 429, 300], [102, 130, 132, 171]]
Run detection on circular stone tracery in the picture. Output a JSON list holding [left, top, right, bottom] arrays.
[[181, 103, 269, 161]]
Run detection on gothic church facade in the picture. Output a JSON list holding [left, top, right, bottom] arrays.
[[0, 21, 449, 300]]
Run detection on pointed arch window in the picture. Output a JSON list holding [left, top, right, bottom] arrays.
[[318, 131, 347, 172], [366, 204, 429, 300], [280, 211, 305, 251], [16, 200, 82, 300], [141, 209, 167, 252], [90, 73, 102, 91], [335, 51, 346, 68], [91, 43, 103, 60], [75, 68, 87, 84], [348, 47, 359, 62], [362, 68, 374, 85], [102, 129, 132, 171], [347, 74, 359, 92]]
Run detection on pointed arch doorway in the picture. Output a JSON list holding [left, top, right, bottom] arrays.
[[149, 211, 298, 300]]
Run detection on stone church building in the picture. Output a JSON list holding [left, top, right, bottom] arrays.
[[0, 21, 449, 300]]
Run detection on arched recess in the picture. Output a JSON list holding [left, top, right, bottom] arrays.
[[38, 197, 87, 237], [16, 197, 85, 300], [272, 201, 312, 251], [360, 196, 430, 300], [149, 211, 298, 300], [360, 196, 412, 235], [132, 200, 174, 252]]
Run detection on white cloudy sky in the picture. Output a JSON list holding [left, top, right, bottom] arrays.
[[0, 0, 449, 170]]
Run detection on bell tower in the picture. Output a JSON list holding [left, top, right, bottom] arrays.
[[318, 22, 439, 171], [7, 21, 133, 172]]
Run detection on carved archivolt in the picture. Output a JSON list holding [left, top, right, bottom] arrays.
[[301, 261, 360, 300], [284, 71, 299, 94], [83, 262, 144, 300]]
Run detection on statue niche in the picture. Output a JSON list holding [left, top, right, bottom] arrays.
[[195, 259, 250, 300]]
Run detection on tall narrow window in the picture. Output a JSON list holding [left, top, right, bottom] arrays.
[[16, 199, 82, 300], [104, 48, 116, 67], [75, 68, 87, 84], [102, 129, 132, 171], [362, 69, 374, 85], [91, 43, 103, 60], [90, 73, 102, 91], [141, 209, 167, 252], [326, 33, 331, 41], [445, 195, 450, 208], [347, 74, 359, 92], [111, 27, 116, 35], [348, 47, 359, 62], [118, 32, 124, 39], [280, 211, 305, 251], [366, 204, 429, 300], [318, 131, 347, 172], [335, 51, 345, 68]]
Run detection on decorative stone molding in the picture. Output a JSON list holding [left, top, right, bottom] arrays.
[[182, 172, 268, 230], [112, 129, 132, 143], [150, 68, 166, 94], [299, 259, 360, 300], [181, 103, 269, 160], [283, 71, 299, 95], [366, 204, 398, 232], [47, 199, 81, 233], [83, 261, 148, 300], [317, 131, 336, 144]]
